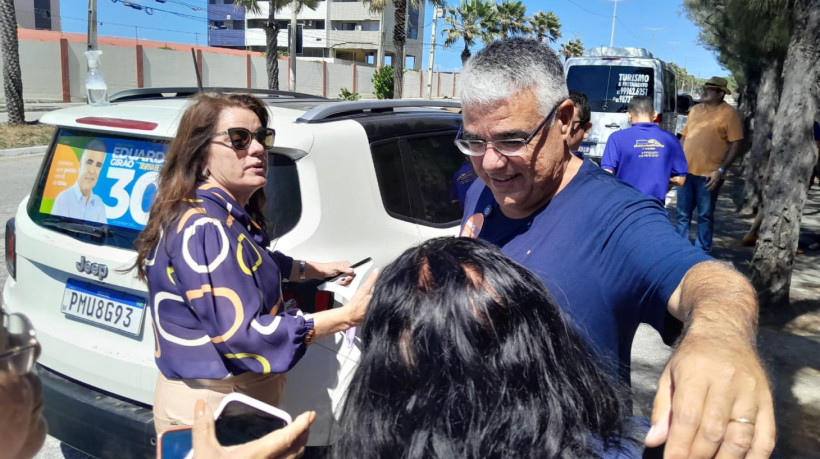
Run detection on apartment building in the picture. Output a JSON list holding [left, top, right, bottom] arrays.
[[14, 1, 423, 69], [13, 0, 61, 31], [209, 0, 425, 69]]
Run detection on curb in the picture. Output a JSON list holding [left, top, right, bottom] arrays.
[[0, 145, 48, 158]]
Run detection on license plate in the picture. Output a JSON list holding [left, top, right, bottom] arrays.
[[61, 279, 146, 336], [579, 144, 591, 153]]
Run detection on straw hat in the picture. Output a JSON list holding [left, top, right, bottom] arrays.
[[703, 76, 731, 95]]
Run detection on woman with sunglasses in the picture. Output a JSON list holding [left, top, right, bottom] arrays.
[[133, 92, 376, 434], [0, 307, 47, 459]]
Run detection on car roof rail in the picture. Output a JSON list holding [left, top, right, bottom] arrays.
[[297, 99, 462, 123], [108, 87, 324, 103]]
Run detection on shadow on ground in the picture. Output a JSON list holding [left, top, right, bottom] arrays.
[[665, 172, 820, 457]]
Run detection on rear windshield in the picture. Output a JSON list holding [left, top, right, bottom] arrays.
[[28, 128, 300, 250], [566, 65, 654, 113]]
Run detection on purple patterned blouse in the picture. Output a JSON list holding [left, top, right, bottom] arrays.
[[146, 183, 314, 379]]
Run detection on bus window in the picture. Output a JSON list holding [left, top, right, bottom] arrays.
[[566, 65, 654, 113]]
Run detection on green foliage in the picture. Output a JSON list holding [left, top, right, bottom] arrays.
[[338, 87, 361, 101], [442, 0, 499, 63], [373, 65, 394, 100], [495, 0, 530, 37], [559, 39, 584, 61], [682, 0, 792, 85], [529, 10, 561, 43]]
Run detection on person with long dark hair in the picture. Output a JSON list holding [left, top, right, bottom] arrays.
[[133, 92, 376, 433], [333, 237, 643, 458]]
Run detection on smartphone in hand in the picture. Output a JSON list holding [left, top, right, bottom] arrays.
[[213, 393, 292, 446], [156, 426, 193, 459], [324, 257, 373, 282]]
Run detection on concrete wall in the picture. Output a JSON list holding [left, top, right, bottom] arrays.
[[0, 29, 460, 103], [326, 62, 355, 99], [15, 39, 62, 101]]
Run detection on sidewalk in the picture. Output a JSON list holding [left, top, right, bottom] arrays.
[[669, 170, 820, 458], [0, 102, 82, 124]]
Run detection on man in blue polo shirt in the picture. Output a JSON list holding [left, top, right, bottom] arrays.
[[601, 96, 688, 203], [457, 38, 774, 457]]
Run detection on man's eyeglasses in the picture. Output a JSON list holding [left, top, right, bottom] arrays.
[[0, 311, 39, 376], [212, 127, 276, 150], [454, 104, 558, 157]]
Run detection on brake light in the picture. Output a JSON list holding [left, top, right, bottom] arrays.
[[314, 291, 334, 312], [5, 218, 15, 280], [654, 113, 663, 124], [76, 117, 158, 131]]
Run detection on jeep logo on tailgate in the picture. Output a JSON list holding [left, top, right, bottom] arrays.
[[76, 256, 109, 280]]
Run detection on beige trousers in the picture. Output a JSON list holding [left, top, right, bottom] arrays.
[[153, 371, 287, 434]]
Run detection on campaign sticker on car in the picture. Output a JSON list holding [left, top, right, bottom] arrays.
[[61, 278, 146, 336]]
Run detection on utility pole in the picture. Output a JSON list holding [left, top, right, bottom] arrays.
[[88, 0, 97, 50], [289, 5, 297, 91], [426, 6, 442, 100], [645, 27, 664, 54], [608, 0, 618, 47], [377, 9, 385, 66]]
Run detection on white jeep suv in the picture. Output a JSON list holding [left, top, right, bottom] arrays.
[[3, 88, 465, 458]]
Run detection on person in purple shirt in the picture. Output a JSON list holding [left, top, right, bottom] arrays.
[[601, 96, 688, 203], [133, 93, 376, 434]]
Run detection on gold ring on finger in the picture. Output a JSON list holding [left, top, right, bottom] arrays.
[[728, 417, 755, 426]]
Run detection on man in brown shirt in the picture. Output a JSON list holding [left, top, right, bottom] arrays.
[[674, 77, 743, 253]]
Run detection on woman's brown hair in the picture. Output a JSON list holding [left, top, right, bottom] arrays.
[[133, 92, 270, 281]]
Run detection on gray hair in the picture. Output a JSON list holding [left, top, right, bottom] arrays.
[[460, 38, 569, 116], [627, 96, 654, 116]]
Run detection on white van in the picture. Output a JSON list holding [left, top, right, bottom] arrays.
[[565, 47, 678, 161]]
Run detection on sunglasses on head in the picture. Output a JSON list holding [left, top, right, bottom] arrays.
[[212, 127, 276, 150]]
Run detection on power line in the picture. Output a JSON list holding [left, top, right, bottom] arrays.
[[566, 0, 610, 18]]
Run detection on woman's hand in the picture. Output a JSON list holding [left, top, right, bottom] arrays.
[[191, 399, 314, 459], [296, 261, 356, 286], [343, 270, 379, 326], [313, 261, 356, 286]]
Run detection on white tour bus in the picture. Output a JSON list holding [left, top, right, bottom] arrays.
[[565, 47, 678, 162]]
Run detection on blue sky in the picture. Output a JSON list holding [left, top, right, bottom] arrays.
[[423, 0, 726, 78], [59, 0, 726, 79]]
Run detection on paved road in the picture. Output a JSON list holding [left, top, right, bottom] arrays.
[[0, 153, 92, 459]]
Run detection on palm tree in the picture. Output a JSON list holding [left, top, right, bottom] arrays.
[[0, 0, 25, 124], [441, 0, 498, 64], [494, 0, 530, 37], [233, 0, 318, 90], [529, 10, 561, 43], [559, 39, 584, 61], [367, 0, 445, 99]]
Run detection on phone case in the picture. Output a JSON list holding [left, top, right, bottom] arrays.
[[213, 392, 293, 424]]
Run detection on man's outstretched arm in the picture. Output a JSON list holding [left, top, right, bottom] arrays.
[[646, 260, 775, 458]]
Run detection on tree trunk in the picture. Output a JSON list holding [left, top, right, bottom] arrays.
[[750, 0, 820, 309], [739, 58, 784, 216], [0, 0, 25, 125], [461, 41, 471, 63], [265, 1, 280, 90], [392, 0, 406, 99]]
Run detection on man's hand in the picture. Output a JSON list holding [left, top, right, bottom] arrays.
[[653, 261, 776, 458], [645, 335, 775, 458], [191, 399, 314, 459], [705, 170, 722, 191]]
